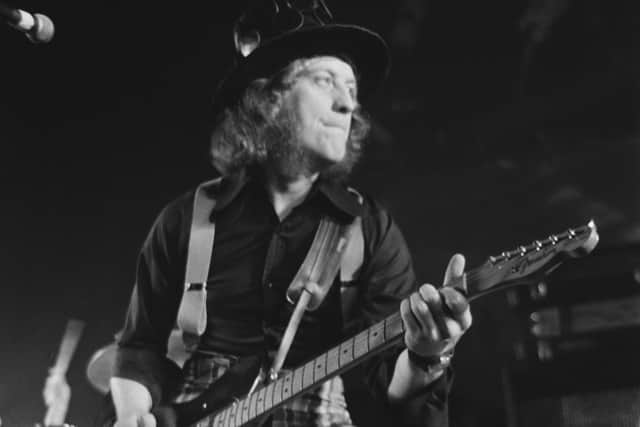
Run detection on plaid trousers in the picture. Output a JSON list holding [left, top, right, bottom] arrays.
[[176, 352, 355, 427]]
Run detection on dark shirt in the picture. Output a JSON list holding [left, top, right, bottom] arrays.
[[114, 171, 451, 426]]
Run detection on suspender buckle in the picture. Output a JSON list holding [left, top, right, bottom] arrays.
[[185, 282, 206, 291]]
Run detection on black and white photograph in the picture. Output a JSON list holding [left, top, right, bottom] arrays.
[[1, 1, 639, 426]]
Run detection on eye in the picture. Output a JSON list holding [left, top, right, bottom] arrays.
[[313, 72, 334, 89], [347, 86, 357, 101]]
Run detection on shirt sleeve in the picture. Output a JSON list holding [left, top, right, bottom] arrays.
[[352, 196, 452, 426], [112, 195, 190, 405]]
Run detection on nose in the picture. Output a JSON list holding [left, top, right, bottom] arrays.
[[332, 85, 356, 115]]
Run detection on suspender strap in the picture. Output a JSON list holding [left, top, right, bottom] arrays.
[[177, 179, 219, 337]]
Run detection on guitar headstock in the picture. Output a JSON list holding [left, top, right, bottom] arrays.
[[467, 220, 599, 301]]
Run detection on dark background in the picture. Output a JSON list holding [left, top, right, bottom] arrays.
[[2, 0, 639, 426]]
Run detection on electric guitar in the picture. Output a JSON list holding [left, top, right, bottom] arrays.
[[150, 220, 600, 427]]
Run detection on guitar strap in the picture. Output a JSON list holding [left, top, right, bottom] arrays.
[[268, 216, 355, 379], [176, 179, 364, 354]]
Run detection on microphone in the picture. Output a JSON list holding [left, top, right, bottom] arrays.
[[0, 2, 54, 43]]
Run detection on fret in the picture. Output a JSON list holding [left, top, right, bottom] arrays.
[[353, 330, 369, 358], [314, 353, 327, 380], [292, 366, 304, 394], [231, 403, 240, 426], [264, 382, 274, 410], [248, 391, 258, 420], [256, 386, 266, 415], [232, 406, 241, 427], [369, 321, 385, 348], [385, 314, 403, 340], [240, 397, 250, 424], [339, 339, 354, 366], [228, 403, 238, 427], [223, 406, 232, 427], [303, 360, 315, 388], [273, 378, 283, 405], [213, 411, 225, 427], [234, 402, 243, 427], [326, 346, 340, 374], [235, 403, 244, 427], [282, 372, 293, 400], [217, 411, 227, 427]]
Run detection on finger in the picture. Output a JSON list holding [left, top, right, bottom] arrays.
[[443, 253, 467, 295], [458, 308, 473, 331], [400, 299, 420, 335], [440, 291, 473, 332], [418, 285, 449, 339], [409, 292, 439, 340], [442, 319, 465, 345], [439, 287, 470, 317]]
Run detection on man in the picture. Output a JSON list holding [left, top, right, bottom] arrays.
[[110, 1, 472, 426]]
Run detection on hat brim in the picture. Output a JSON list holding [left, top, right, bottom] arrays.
[[215, 24, 390, 111]]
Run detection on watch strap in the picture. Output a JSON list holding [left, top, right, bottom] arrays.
[[407, 349, 453, 375]]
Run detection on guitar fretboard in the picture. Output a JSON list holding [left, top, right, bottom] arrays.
[[204, 312, 405, 427]]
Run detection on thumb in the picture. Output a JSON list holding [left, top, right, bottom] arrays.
[[443, 253, 466, 294]]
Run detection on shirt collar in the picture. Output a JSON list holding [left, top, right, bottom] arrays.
[[208, 169, 250, 213], [209, 169, 363, 218], [316, 179, 364, 218]]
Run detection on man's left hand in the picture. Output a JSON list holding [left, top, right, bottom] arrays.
[[400, 253, 472, 357]]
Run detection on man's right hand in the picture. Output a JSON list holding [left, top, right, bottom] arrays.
[[113, 413, 156, 427], [110, 377, 155, 427]]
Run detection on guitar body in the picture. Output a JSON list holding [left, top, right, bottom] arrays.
[[96, 355, 263, 427], [170, 355, 263, 427]]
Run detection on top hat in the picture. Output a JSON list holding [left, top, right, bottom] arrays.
[[213, 0, 390, 112]]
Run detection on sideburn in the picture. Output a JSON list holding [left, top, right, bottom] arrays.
[[263, 104, 313, 181]]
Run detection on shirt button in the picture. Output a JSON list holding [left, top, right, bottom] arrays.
[[267, 282, 273, 288]]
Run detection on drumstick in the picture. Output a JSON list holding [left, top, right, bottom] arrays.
[[51, 319, 84, 375], [43, 319, 85, 426]]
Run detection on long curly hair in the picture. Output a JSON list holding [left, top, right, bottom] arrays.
[[209, 58, 371, 181]]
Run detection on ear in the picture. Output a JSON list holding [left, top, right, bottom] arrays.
[[269, 91, 284, 118]]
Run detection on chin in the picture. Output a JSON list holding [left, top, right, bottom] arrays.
[[301, 135, 348, 169], [322, 150, 347, 165], [309, 150, 347, 174], [322, 138, 348, 162]]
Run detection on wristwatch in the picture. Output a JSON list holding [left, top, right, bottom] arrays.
[[407, 349, 453, 376]]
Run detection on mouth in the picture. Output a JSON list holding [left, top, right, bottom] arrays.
[[321, 121, 348, 131]]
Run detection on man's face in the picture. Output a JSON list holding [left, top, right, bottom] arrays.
[[278, 56, 358, 169]]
